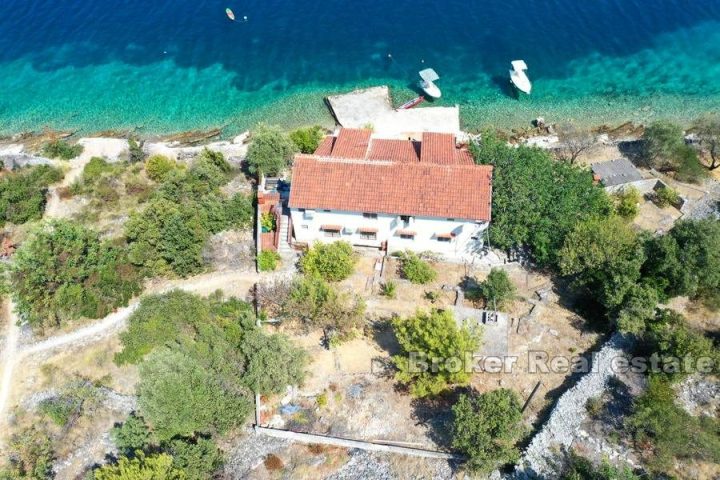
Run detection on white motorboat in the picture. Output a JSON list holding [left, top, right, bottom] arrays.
[[509, 60, 532, 94], [418, 68, 441, 99]]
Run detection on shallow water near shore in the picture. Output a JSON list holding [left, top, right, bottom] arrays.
[[1, 0, 720, 136]]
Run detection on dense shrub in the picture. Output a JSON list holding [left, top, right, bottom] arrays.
[[289, 125, 325, 153], [258, 250, 280, 271], [11, 221, 142, 329], [627, 376, 720, 473], [392, 309, 480, 397], [471, 133, 611, 267], [654, 185, 681, 208], [396, 251, 437, 284], [559, 451, 641, 480], [145, 154, 177, 182], [282, 275, 365, 337], [642, 219, 720, 309], [42, 139, 83, 160], [300, 241, 355, 281], [116, 291, 305, 441], [0, 165, 63, 226], [111, 414, 151, 455], [128, 137, 145, 163], [0, 427, 54, 480], [613, 186, 641, 219], [642, 121, 707, 183], [451, 389, 523, 474], [127, 151, 251, 277], [478, 268, 516, 309], [167, 437, 223, 480], [82, 156, 114, 182], [246, 124, 298, 176], [93, 452, 184, 480]]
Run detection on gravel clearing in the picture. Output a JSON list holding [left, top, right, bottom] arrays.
[[223, 429, 290, 479]]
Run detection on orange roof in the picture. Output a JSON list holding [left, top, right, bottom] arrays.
[[420, 132, 456, 164], [329, 128, 371, 159], [367, 139, 420, 162], [289, 155, 493, 221], [314, 136, 335, 156]]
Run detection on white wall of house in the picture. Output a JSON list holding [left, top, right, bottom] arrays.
[[290, 208, 488, 260]]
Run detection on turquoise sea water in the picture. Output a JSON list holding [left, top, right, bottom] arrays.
[[1, 0, 720, 136]]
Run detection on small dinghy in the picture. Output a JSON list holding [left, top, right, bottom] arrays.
[[226, 8, 236, 21], [509, 60, 531, 94], [397, 96, 425, 110], [418, 68, 441, 99]]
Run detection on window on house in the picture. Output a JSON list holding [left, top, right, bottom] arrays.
[[322, 209, 331, 212], [447, 218, 455, 221], [437, 237, 451, 242], [321, 225, 342, 237], [400, 215, 410, 223], [363, 212, 378, 219], [301, 225, 309, 229], [436, 233, 453, 242], [400, 233, 414, 240], [358, 228, 378, 240]]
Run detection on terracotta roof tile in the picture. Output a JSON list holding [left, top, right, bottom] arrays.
[[367, 139, 420, 162], [330, 128, 371, 159], [289, 155, 493, 221], [314, 136, 335, 156], [420, 132, 456, 164]]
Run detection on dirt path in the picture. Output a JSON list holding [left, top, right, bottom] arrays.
[[0, 301, 20, 438]]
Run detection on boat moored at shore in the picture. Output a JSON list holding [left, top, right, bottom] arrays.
[[509, 60, 532, 94], [418, 68, 442, 99]]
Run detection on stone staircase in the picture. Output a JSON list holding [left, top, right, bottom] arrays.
[[277, 213, 295, 262]]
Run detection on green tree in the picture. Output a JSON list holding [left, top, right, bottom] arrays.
[[396, 251, 437, 284], [239, 330, 307, 394], [111, 414, 151, 455], [289, 126, 325, 154], [471, 133, 611, 267], [11, 221, 141, 329], [128, 138, 145, 163], [613, 187, 641, 219], [642, 121, 685, 169], [42, 139, 83, 160], [115, 290, 254, 365], [282, 275, 365, 336], [392, 309, 481, 397], [0, 427, 54, 480], [694, 114, 720, 170], [145, 155, 177, 182], [137, 348, 252, 441], [300, 241, 355, 281], [627, 376, 720, 473], [82, 157, 114, 182], [642, 219, 720, 309], [559, 216, 646, 314], [93, 452, 185, 480], [451, 389, 523, 474], [479, 268, 516, 309], [246, 124, 298, 176], [616, 284, 659, 335], [166, 437, 223, 480], [0, 165, 63, 226]]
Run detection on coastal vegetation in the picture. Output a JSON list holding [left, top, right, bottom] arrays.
[[246, 124, 298, 176], [555, 123, 595, 164], [395, 250, 437, 284], [125, 149, 253, 277], [42, 139, 83, 160], [96, 290, 306, 477], [693, 114, 720, 170], [642, 121, 707, 183], [477, 268, 516, 309], [144, 154, 178, 182], [299, 241, 355, 281], [471, 132, 612, 267], [11, 220, 142, 329], [613, 186, 641, 219], [289, 125, 325, 154], [392, 309, 480, 397], [0, 165, 63, 226], [451, 389, 523, 474], [282, 275, 365, 339]]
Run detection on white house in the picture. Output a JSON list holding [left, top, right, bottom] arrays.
[[288, 129, 493, 260]]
